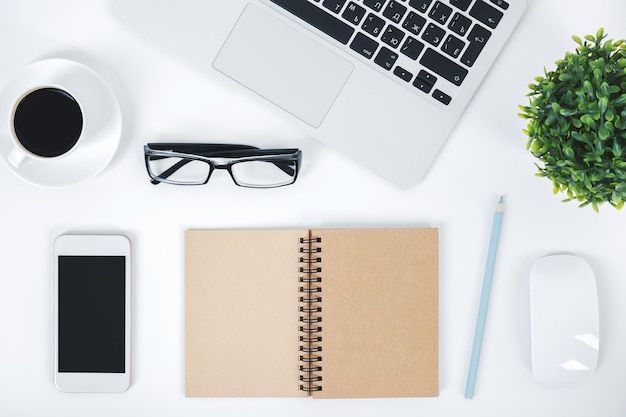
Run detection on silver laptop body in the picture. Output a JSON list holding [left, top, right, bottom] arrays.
[[113, 0, 526, 188]]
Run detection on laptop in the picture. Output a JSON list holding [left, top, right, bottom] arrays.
[[112, 0, 526, 188]]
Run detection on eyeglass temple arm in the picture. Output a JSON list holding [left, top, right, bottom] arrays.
[[149, 143, 259, 154]]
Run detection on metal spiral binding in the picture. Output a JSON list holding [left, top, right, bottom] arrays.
[[298, 236, 323, 392]]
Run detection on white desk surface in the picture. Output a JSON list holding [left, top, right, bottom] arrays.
[[0, 0, 624, 415]]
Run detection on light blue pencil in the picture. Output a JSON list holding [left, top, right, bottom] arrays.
[[465, 195, 505, 399]]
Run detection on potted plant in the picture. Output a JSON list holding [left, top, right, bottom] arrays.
[[519, 28, 626, 211]]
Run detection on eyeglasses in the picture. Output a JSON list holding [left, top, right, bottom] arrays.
[[144, 143, 302, 188]]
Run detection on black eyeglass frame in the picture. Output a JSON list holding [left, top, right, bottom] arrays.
[[144, 143, 302, 188]]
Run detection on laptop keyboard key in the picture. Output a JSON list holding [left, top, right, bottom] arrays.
[[350, 32, 379, 59], [383, 1, 408, 24], [393, 66, 413, 82], [429, 1, 453, 25], [448, 12, 472, 36], [400, 36, 424, 59], [408, 0, 433, 13], [403, 11, 426, 35], [362, 13, 386, 37], [363, 0, 388, 12], [323, 0, 347, 14], [270, 0, 355, 45], [413, 78, 433, 93], [417, 69, 437, 85], [342, 2, 367, 25], [381, 24, 405, 48], [449, 0, 472, 11], [442, 34, 465, 58], [469, 0, 503, 29], [420, 48, 468, 85], [421, 23, 445, 46], [433, 89, 452, 105], [374, 47, 399, 70], [461, 24, 491, 66]]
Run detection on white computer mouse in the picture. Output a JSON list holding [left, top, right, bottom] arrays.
[[529, 254, 599, 386]]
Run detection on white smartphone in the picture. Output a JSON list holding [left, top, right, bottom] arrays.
[[53, 234, 131, 393]]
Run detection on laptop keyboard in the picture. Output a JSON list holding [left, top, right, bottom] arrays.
[[269, 0, 511, 106]]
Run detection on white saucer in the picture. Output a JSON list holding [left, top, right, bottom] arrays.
[[0, 58, 122, 187]]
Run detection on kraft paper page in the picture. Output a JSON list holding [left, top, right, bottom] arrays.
[[311, 228, 438, 398], [185, 229, 305, 398]]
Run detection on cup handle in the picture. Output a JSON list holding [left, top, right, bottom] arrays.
[[8, 146, 26, 168]]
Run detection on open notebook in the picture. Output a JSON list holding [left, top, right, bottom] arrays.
[[185, 228, 438, 398]]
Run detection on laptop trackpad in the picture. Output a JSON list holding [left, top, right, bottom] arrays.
[[213, 4, 354, 128]]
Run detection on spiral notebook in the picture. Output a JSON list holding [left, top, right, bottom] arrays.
[[185, 228, 439, 398]]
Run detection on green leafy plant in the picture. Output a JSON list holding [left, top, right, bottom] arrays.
[[519, 28, 626, 211]]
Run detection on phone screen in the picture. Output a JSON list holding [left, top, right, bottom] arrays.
[[57, 256, 126, 373]]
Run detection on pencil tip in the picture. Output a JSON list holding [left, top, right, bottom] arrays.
[[498, 195, 504, 204]]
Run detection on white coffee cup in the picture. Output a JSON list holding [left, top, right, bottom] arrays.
[[8, 86, 85, 168], [0, 58, 122, 188]]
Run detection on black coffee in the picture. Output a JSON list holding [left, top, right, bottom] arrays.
[[13, 88, 83, 158]]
